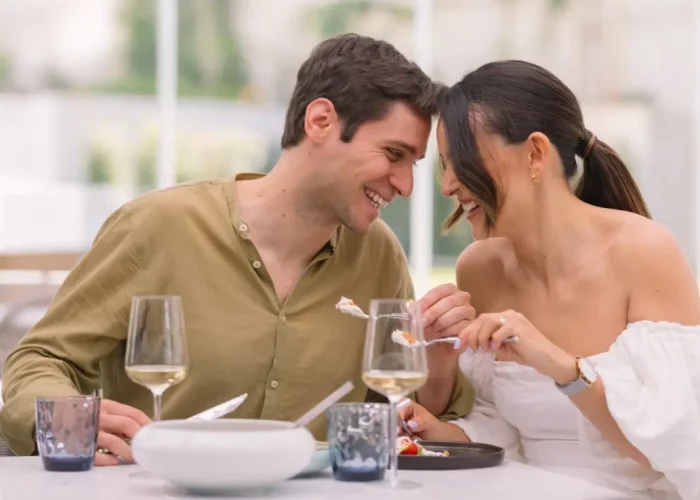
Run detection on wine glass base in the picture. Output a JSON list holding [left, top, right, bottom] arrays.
[[129, 470, 154, 479], [378, 478, 422, 489]]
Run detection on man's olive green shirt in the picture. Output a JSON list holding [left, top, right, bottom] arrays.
[[0, 175, 474, 455]]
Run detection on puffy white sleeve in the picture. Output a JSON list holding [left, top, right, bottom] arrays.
[[448, 352, 521, 460], [578, 321, 700, 500]]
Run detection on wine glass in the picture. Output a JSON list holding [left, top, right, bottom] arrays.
[[125, 295, 189, 422], [361, 299, 428, 489]]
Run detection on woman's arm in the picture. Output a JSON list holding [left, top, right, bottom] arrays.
[[547, 354, 651, 466], [551, 222, 700, 467]]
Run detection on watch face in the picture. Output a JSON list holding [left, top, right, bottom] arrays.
[[578, 358, 597, 383]]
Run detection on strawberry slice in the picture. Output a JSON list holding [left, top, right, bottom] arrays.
[[397, 436, 420, 455]]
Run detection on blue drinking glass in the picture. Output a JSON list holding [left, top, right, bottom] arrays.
[[327, 402, 391, 482], [35, 396, 101, 472]]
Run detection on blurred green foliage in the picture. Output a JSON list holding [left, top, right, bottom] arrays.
[[305, 0, 411, 38], [101, 0, 250, 99]]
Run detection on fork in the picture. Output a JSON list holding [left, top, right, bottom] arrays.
[[396, 399, 420, 441], [403, 335, 519, 350]]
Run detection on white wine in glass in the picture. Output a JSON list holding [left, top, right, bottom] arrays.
[[361, 299, 428, 489], [125, 295, 189, 422]]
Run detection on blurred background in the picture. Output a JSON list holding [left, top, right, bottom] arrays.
[[0, 0, 698, 365]]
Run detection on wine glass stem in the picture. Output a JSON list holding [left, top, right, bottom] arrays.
[[388, 396, 400, 487], [152, 392, 163, 421]]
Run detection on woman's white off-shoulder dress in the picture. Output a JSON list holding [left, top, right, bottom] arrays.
[[449, 321, 700, 500]]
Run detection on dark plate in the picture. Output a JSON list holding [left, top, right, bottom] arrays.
[[398, 441, 505, 470]]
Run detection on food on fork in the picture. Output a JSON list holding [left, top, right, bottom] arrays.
[[335, 296, 368, 319], [391, 329, 418, 347], [337, 296, 356, 307], [397, 436, 449, 457]]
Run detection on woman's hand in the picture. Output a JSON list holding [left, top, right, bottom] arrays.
[[457, 310, 579, 385], [398, 400, 470, 442]]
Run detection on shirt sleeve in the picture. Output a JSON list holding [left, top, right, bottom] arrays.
[[577, 321, 700, 500], [0, 204, 145, 456], [447, 352, 521, 458]]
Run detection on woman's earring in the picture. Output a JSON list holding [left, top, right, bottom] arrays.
[[531, 171, 540, 184]]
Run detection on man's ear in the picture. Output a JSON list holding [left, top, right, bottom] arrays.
[[304, 98, 338, 144]]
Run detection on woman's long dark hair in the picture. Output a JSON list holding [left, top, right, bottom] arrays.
[[441, 60, 650, 231]]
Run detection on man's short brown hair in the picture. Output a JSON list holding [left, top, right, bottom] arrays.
[[281, 33, 444, 149]]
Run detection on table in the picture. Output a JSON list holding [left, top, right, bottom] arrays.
[[0, 457, 631, 500]]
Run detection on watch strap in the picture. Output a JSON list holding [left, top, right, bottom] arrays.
[[555, 356, 594, 396]]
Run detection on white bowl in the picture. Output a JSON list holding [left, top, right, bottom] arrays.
[[295, 442, 331, 478], [131, 419, 315, 493]]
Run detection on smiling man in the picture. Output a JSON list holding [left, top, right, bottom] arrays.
[[0, 33, 475, 463]]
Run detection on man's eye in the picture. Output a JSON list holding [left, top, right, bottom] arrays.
[[386, 148, 403, 161]]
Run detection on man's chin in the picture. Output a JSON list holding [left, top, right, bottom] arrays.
[[341, 216, 375, 235]]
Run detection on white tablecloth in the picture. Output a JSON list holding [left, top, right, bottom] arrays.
[[0, 457, 631, 499]]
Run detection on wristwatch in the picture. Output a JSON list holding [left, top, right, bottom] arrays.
[[555, 356, 597, 396]]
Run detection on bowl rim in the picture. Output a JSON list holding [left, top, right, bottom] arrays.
[[138, 418, 300, 433]]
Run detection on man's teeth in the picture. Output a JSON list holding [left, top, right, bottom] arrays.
[[365, 188, 389, 209], [462, 201, 479, 214]]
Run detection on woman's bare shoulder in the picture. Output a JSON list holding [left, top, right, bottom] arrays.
[[610, 211, 684, 263], [455, 238, 510, 298], [609, 211, 700, 324]]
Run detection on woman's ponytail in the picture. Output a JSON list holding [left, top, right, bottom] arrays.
[[574, 130, 651, 218]]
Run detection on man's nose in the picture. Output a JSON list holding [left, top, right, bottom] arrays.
[[391, 164, 415, 197]]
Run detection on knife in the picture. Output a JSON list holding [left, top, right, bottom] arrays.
[[188, 393, 248, 421]]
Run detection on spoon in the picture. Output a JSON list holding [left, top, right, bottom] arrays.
[[294, 381, 354, 428]]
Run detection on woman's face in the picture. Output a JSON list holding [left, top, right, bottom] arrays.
[[437, 119, 532, 240]]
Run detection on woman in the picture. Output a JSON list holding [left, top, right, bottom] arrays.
[[403, 60, 700, 500]]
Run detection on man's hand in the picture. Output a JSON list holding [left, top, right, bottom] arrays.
[[420, 283, 475, 344], [415, 284, 474, 415], [94, 400, 151, 466]]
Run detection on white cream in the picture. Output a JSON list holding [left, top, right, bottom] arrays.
[[391, 329, 416, 347], [335, 296, 368, 319]]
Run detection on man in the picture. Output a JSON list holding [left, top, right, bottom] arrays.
[[0, 33, 475, 464]]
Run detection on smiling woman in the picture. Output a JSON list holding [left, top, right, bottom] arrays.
[[400, 60, 700, 500]]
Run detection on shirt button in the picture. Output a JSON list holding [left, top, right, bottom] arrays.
[[270, 380, 279, 389], [252, 260, 262, 269], [281, 315, 287, 324], [239, 223, 248, 232]]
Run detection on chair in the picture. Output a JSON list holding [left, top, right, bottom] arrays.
[[0, 252, 82, 364], [0, 252, 82, 457], [0, 438, 13, 457]]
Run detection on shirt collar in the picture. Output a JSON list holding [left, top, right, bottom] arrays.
[[223, 172, 338, 255]]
